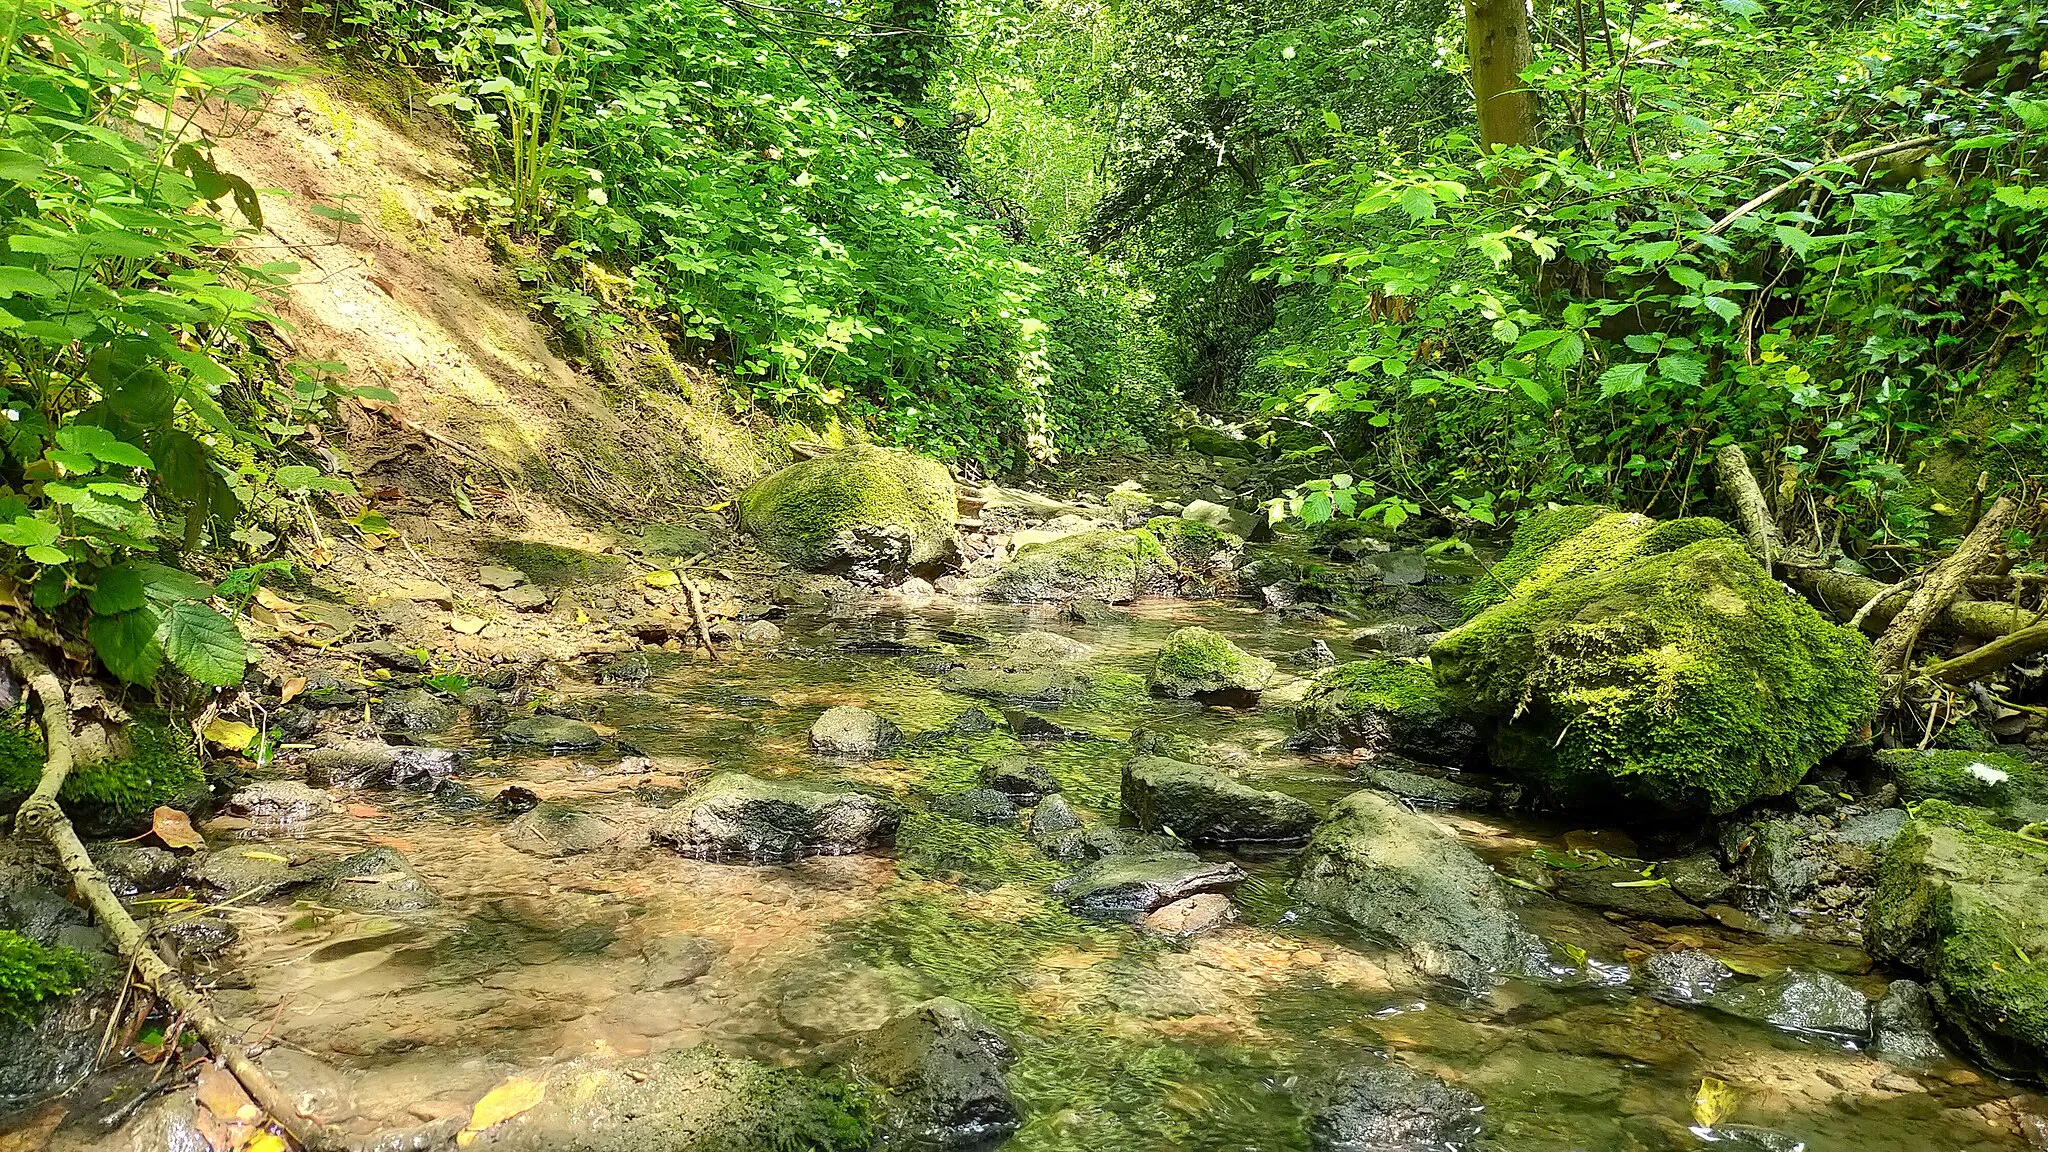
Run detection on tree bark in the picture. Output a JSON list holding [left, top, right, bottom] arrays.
[[1464, 0, 1539, 153], [1922, 622, 2048, 686], [1714, 444, 1782, 571], [1784, 565, 2038, 639], [1872, 496, 2020, 676]]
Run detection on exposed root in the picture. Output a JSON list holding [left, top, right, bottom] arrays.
[[1873, 496, 2020, 679]]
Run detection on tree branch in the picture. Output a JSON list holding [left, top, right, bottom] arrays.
[[1713, 444, 1782, 570], [1922, 622, 2048, 686], [1873, 496, 2020, 677], [1703, 135, 1943, 239]]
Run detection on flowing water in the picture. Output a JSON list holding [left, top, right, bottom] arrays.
[[169, 592, 2044, 1150]]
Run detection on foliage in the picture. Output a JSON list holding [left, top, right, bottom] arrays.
[[0, 0, 378, 684], [0, 711, 206, 824], [0, 929, 94, 1025]]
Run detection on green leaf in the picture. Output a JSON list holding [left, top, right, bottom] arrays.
[[1701, 295, 1742, 323], [1658, 353, 1708, 387], [87, 564, 148, 615], [1516, 377, 1550, 406], [1597, 362, 1651, 399], [123, 560, 216, 607], [91, 608, 164, 685], [159, 600, 246, 686]]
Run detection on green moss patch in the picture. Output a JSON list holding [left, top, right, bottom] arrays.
[[1881, 748, 2048, 817], [1150, 627, 1275, 697], [737, 445, 957, 570], [0, 715, 203, 828], [482, 539, 633, 588], [0, 930, 94, 1025], [1462, 506, 1738, 617], [981, 528, 1175, 603], [1293, 659, 1475, 764]]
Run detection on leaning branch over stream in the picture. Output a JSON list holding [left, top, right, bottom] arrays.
[[1872, 496, 2021, 677]]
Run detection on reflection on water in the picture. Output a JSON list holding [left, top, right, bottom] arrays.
[[185, 596, 2042, 1150]]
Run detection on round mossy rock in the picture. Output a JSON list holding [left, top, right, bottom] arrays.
[[1149, 627, 1275, 698], [738, 446, 957, 574]]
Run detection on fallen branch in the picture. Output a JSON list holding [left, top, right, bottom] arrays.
[[1873, 496, 2020, 677], [1703, 135, 1944, 238], [1714, 444, 1783, 569], [1922, 621, 2048, 686], [677, 571, 720, 662], [1784, 565, 2039, 639], [3, 639, 338, 1152]]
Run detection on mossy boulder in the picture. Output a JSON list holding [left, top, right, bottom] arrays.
[[1293, 660, 1478, 766], [1121, 755, 1315, 847], [981, 528, 1175, 603], [1865, 801, 2048, 1076], [1880, 748, 2048, 820], [1146, 514, 1244, 596], [1182, 424, 1256, 460], [1149, 627, 1275, 699], [0, 718, 206, 837], [1461, 506, 1738, 617], [738, 446, 958, 578], [1432, 537, 1878, 815]]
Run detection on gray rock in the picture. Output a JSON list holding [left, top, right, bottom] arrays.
[[499, 584, 554, 611], [305, 846, 438, 911], [1661, 853, 1735, 905], [980, 754, 1057, 802], [154, 915, 238, 960], [188, 843, 297, 898], [95, 843, 187, 895], [225, 781, 335, 827], [1349, 622, 1430, 658], [1292, 790, 1532, 989], [1550, 865, 1713, 923], [653, 772, 902, 862], [303, 739, 462, 790], [1835, 807, 1910, 848], [808, 705, 904, 759], [1742, 820, 1826, 910], [1358, 767, 1492, 810], [1309, 1064, 1483, 1152], [1707, 969, 1871, 1040], [1061, 597, 1126, 625], [1006, 631, 1094, 663], [1638, 949, 1737, 1006], [505, 803, 644, 857], [1142, 893, 1238, 940], [939, 706, 1000, 736], [1052, 852, 1246, 920], [739, 619, 783, 645], [597, 652, 655, 686], [499, 714, 604, 750], [0, 988, 106, 1112], [1289, 640, 1339, 669], [929, 788, 1021, 825], [1122, 756, 1316, 848], [478, 564, 525, 589], [942, 665, 1107, 706], [1703, 1127, 1810, 1152], [639, 934, 723, 990], [350, 640, 426, 673], [380, 686, 456, 733], [1871, 979, 1945, 1064], [853, 998, 1018, 1149]]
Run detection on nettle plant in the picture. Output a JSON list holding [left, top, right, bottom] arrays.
[[0, 1, 378, 686]]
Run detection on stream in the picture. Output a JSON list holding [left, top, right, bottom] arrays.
[[123, 586, 2038, 1152]]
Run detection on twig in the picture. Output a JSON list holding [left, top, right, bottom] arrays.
[[676, 572, 720, 662], [1851, 574, 1919, 631], [3, 640, 341, 1152], [1702, 135, 1944, 239]]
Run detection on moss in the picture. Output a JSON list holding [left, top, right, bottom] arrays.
[[0, 929, 94, 1025], [1640, 516, 1740, 555], [1462, 505, 1614, 615], [1433, 537, 1879, 814], [1294, 659, 1475, 763], [1881, 748, 2047, 815], [482, 539, 633, 588], [1144, 515, 1239, 567], [737, 445, 957, 569], [0, 715, 203, 826], [1149, 627, 1275, 697], [1462, 508, 1741, 619], [982, 528, 1175, 603]]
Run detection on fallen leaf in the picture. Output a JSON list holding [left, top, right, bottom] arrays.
[[239, 849, 291, 864], [642, 570, 680, 589], [1693, 1076, 1737, 1128], [279, 676, 307, 705], [241, 1132, 289, 1152], [458, 1077, 545, 1146], [203, 718, 259, 752], [0, 1103, 64, 1152], [193, 1062, 258, 1125], [151, 807, 206, 852], [449, 613, 487, 635], [253, 587, 300, 614]]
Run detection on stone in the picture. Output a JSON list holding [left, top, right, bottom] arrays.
[[1432, 513, 1878, 815], [498, 714, 604, 750], [481, 539, 632, 588], [738, 446, 958, 580], [188, 844, 297, 898], [808, 705, 903, 759], [304, 846, 438, 911], [302, 739, 461, 790], [1288, 639, 1338, 669], [640, 935, 723, 990], [1880, 748, 2048, 817], [1637, 949, 1738, 1006], [1291, 790, 1532, 989], [1142, 893, 1238, 939], [1061, 597, 1126, 625], [852, 998, 1018, 1149], [1121, 755, 1316, 848], [1177, 498, 1256, 538], [937, 706, 1000, 736], [1183, 424, 1255, 460], [981, 528, 1176, 603], [928, 788, 1020, 825], [1051, 852, 1247, 920], [942, 665, 1137, 707], [1550, 865, 1713, 923], [504, 803, 644, 857], [1835, 807, 1910, 849], [1149, 627, 1276, 700], [1146, 514, 1246, 595], [980, 754, 1057, 803], [499, 584, 553, 611], [1294, 660, 1479, 766], [379, 686, 456, 733], [597, 652, 655, 686], [1872, 978, 1946, 1064], [1358, 766, 1492, 809], [1707, 969, 1871, 1040], [224, 781, 334, 828], [1660, 853, 1735, 905], [477, 564, 526, 589], [95, 844, 186, 895], [0, 984, 105, 1113], [349, 641, 426, 673], [653, 772, 902, 863], [1349, 622, 1430, 658], [1309, 1064, 1483, 1152], [739, 620, 782, 645]]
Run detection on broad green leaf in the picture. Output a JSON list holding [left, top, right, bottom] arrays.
[[91, 608, 164, 685], [1658, 353, 1708, 387], [159, 600, 247, 686], [87, 564, 148, 615], [1597, 363, 1651, 399]]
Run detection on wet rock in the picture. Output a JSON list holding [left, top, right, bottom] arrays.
[[498, 714, 604, 751], [1660, 854, 1735, 905], [1007, 631, 1094, 663], [852, 998, 1019, 1149], [1149, 627, 1276, 700], [980, 754, 1057, 803], [1292, 790, 1533, 989], [505, 803, 645, 856], [738, 446, 958, 580], [928, 788, 1021, 825], [654, 772, 902, 862], [1121, 755, 1315, 848], [639, 934, 724, 990], [491, 785, 543, 816], [154, 914, 239, 961], [1637, 949, 1738, 1006], [350, 640, 427, 673], [1707, 969, 1870, 1040], [1358, 766, 1493, 810], [1871, 978, 1945, 1064], [1834, 807, 1909, 849], [1288, 640, 1338, 669], [1794, 783, 1836, 814], [943, 666, 1105, 706], [809, 705, 904, 759], [1349, 622, 1431, 658], [0, 986, 106, 1112], [95, 843, 187, 895], [1004, 710, 1096, 741], [1141, 893, 1237, 940], [982, 528, 1176, 603], [1550, 865, 1713, 924], [432, 780, 490, 815], [189, 843, 297, 898], [938, 706, 1000, 736], [1698, 1126, 1809, 1152], [303, 739, 461, 790], [1740, 820, 1826, 911], [739, 619, 783, 645], [1062, 597, 1126, 625], [305, 846, 438, 911], [225, 781, 335, 828], [597, 652, 655, 686], [380, 686, 457, 733], [1293, 660, 1479, 767], [1051, 852, 1247, 920], [1309, 1063, 1483, 1152]]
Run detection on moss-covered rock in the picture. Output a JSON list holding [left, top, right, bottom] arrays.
[[481, 539, 633, 587], [981, 528, 1175, 603], [738, 445, 958, 577], [1182, 424, 1256, 460], [0, 930, 93, 1026], [1865, 801, 2048, 1076], [0, 717, 206, 836], [1880, 748, 2048, 819], [1432, 537, 1877, 815], [1461, 506, 1739, 617], [1149, 627, 1275, 699], [1293, 660, 1477, 766], [1146, 515, 1243, 596], [1121, 755, 1315, 847]]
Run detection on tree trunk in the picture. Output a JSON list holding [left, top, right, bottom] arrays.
[[1873, 496, 2020, 676], [1714, 444, 1782, 571], [1464, 0, 1539, 153], [1784, 565, 2038, 640]]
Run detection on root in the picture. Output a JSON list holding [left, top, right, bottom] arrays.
[[3, 638, 341, 1152]]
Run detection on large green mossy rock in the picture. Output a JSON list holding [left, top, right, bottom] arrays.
[[738, 446, 957, 576], [1432, 532, 1877, 815], [1461, 506, 1737, 617], [982, 528, 1175, 603], [1866, 801, 2048, 1077]]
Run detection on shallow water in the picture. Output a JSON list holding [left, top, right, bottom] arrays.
[[160, 594, 2048, 1149]]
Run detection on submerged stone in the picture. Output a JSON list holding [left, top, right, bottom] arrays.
[[1142, 893, 1238, 940], [504, 802, 644, 857], [927, 788, 1020, 825], [1149, 627, 1276, 699], [851, 998, 1018, 1149], [498, 714, 604, 751], [1706, 969, 1870, 1041], [1309, 1064, 1484, 1152], [809, 705, 904, 760], [1294, 660, 1477, 766], [1292, 790, 1532, 989], [980, 754, 1057, 803], [304, 846, 438, 912], [1637, 949, 1738, 1006], [1121, 755, 1315, 848], [738, 445, 958, 579], [654, 772, 902, 863], [1052, 852, 1247, 920]]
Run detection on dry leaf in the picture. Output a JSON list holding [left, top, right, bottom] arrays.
[[280, 676, 307, 705], [1692, 1076, 1737, 1128], [457, 1077, 545, 1146], [151, 806, 206, 852], [202, 718, 259, 752], [238, 849, 291, 864], [240, 1132, 289, 1152], [193, 1062, 257, 1126], [369, 835, 416, 853], [253, 587, 301, 614]]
